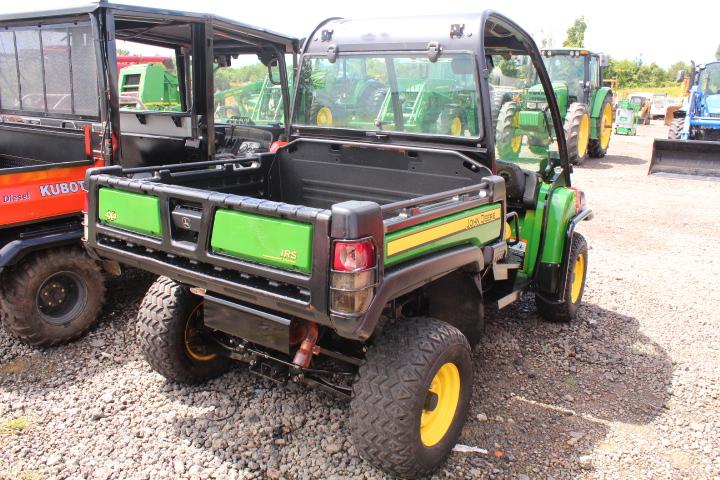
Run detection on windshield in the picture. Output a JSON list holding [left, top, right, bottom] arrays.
[[213, 54, 288, 126], [542, 55, 585, 100], [293, 53, 480, 138], [698, 63, 720, 96]]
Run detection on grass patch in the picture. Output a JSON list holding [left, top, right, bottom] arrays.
[[0, 417, 29, 436]]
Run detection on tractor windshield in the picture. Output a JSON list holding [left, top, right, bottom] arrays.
[[293, 53, 481, 138], [698, 63, 720, 96], [542, 55, 585, 101]]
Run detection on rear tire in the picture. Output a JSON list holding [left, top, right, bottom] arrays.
[[350, 317, 473, 478], [136, 277, 231, 384], [0, 248, 104, 346], [564, 103, 591, 165], [668, 118, 685, 140], [536, 233, 588, 323]]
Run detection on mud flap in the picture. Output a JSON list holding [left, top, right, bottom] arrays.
[[649, 139, 720, 177]]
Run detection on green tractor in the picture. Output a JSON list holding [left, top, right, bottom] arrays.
[[118, 62, 182, 111], [496, 49, 614, 165], [306, 56, 478, 137]]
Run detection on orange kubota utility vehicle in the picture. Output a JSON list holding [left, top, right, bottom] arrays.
[[0, 3, 296, 345]]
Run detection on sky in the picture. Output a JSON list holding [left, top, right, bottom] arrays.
[[1, 0, 718, 68]]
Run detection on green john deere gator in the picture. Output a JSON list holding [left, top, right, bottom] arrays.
[[85, 13, 593, 479], [495, 48, 614, 165]]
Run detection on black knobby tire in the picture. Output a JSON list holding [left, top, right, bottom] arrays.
[[495, 101, 521, 161], [564, 103, 591, 165], [668, 118, 685, 140], [0, 247, 104, 347], [350, 317, 473, 478], [536, 233, 588, 323], [588, 96, 613, 158], [136, 276, 231, 384]]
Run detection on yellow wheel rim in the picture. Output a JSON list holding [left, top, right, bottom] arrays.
[[577, 114, 590, 158], [184, 303, 216, 362], [316, 106, 333, 126], [570, 253, 585, 303], [600, 103, 613, 149], [420, 362, 461, 447], [450, 116, 463, 136], [511, 112, 522, 153]]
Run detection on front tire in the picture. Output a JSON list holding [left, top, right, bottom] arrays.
[[668, 118, 685, 139], [589, 97, 613, 158], [350, 317, 473, 478], [495, 101, 523, 161], [0, 247, 104, 346], [136, 277, 231, 384], [536, 233, 588, 323], [564, 103, 591, 165]]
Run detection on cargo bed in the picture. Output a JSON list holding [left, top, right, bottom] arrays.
[[85, 139, 505, 334]]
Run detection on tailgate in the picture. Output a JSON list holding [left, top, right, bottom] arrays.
[[85, 160, 331, 320]]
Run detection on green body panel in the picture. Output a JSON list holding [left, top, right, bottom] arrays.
[[516, 184, 577, 279], [211, 210, 313, 273], [517, 110, 546, 129], [384, 203, 503, 268], [589, 87, 612, 138], [98, 188, 162, 237], [119, 63, 181, 111]]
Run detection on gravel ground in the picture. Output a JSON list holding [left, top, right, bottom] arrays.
[[1, 121, 719, 480]]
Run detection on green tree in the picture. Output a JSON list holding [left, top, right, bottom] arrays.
[[563, 16, 587, 48], [117, 48, 131, 56], [667, 61, 690, 81]]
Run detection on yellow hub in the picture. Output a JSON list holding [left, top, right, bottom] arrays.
[[570, 253, 585, 303], [577, 114, 590, 158], [316, 106, 333, 126], [420, 362, 460, 447], [600, 103, 613, 149], [450, 116, 463, 136], [184, 303, 216, 362]]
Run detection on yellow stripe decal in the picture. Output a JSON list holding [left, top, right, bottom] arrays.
[[387, 207, 501, 256]]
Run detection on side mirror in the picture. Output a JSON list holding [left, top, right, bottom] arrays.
[[599, 54, 609, 67], [675, 70, 686, 83], [268, 58, 282, 86]]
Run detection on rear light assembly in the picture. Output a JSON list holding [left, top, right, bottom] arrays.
[[330, 239, 377, 315], [568, 187, 586, 214]]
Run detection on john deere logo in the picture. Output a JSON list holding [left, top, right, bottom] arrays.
[[280, 249, 297, 262], [105, 210, 118, 221], [181, 217, 191, 229]]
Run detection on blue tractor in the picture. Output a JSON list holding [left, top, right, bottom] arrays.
[[650, 61, 720, 176]]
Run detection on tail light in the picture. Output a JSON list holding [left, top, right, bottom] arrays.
[[84, 124, 92, 158], [569, 187, 586, 213], [330, 239, 376, 315]]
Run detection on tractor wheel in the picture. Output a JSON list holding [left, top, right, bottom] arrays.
[[438, 107, 468, 136], [588, 97, 613, 158], [0, 247, 105, 347], [350, 317, 473, 478], [136, 276, 231, 384], [536, 233, 588, 323], [495, 101, 523, 161], [668, 118, 685, 140], [564, 103, 591, 165], [528, 137, 549, 156]]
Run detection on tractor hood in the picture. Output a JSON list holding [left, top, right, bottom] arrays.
[[527, 82, 568, 115], [705, 94, 720, 116]]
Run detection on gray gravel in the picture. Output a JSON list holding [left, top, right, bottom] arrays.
[[1, 121, 719, 479]]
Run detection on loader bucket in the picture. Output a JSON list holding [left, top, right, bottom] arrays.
[[649, 139, 720, 177]]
